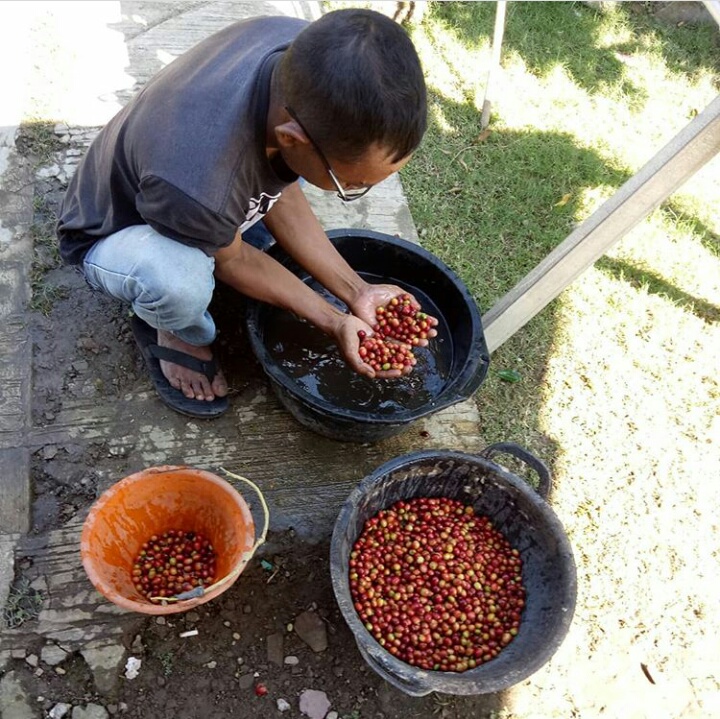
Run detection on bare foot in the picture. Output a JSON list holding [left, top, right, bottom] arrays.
[[157, 329, 228, 402]]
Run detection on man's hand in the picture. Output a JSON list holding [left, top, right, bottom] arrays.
[[328, 313, 412, 380], [347, 282, 439, 346]]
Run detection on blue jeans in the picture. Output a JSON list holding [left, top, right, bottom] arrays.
[[82, 221, 275, 346]]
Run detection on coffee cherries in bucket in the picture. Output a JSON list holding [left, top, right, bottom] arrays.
[[349, 498, 526, 672], [132, 529, 217, 603]]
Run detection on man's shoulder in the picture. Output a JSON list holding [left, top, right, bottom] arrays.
[[221, 14, 309, 43], [161, 14, 307, 78]]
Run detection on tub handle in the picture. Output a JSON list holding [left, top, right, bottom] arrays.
[[212, 468, 270, 589], [480, 442, 552, 499]]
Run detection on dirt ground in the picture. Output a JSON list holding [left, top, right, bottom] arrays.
[[12, 536, 509, 719]]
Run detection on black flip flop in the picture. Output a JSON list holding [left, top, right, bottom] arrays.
[[130, 315, 229, 419]]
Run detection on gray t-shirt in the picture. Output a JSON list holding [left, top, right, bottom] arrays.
[[58, 15, 305, 265]]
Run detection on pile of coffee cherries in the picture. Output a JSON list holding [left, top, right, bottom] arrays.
[[357, 294, 439, 373], [349, 497, 526, 673], [131, 529, 217, 603]]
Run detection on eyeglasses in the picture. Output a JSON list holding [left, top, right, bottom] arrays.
[[285, 106, 372, 202]]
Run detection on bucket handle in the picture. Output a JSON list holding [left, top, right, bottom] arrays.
[[150, 469, 269, 604], [480, 442, 552, 499]]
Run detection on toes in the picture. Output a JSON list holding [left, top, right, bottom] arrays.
[[159, 358, 224, 402], [176, 375, 219, 401], [178, 380, 198, 400], [194, 376, 215, 402], [212, 372, 228, 398]]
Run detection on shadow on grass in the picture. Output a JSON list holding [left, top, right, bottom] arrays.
[[596, 191, 720, 327], [664, 197, 720, 260], [618, 3, 720, 81], [433, 1, 642, 99], [597, 255, 720, 324], [431, 1, 718, 103], [401, 87, 626, 473], [403, 87, 632, 311]]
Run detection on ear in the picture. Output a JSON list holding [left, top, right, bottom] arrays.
[[275, 121, 309, 150]]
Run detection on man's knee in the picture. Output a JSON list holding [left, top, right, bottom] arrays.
[[84, 227, 215, 304], [134, 247, 215, 325], [144, 268, 213, 321]]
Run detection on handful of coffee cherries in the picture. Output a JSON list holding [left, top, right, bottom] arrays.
[[358, 294, 438, 374]]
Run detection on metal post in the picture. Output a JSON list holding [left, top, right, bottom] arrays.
[[480, 0, 508, 130]]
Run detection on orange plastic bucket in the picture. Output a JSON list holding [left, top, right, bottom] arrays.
[[81, 465, 265, 615]]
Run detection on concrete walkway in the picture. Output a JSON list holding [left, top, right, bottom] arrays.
[[0, 0, 482, 687]]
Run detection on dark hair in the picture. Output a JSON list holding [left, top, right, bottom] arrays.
[[278, 8, 427, 163]]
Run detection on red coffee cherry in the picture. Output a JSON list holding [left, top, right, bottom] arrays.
[[357, 331, 416, 372], [373, 294, 439, 345]]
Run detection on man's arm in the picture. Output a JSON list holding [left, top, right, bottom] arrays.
[[262, 182, 437, 344], [261, 181, 368, 308], [214, 231, 384, 377]]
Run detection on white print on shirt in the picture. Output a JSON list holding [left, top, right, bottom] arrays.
[[240, 191, 281, 231]]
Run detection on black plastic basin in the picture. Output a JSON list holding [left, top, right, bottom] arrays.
[[330, 444, 577, 696], [245, 229, 490, 442]]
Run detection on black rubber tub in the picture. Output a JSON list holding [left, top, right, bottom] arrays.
[[245, 229, 490, 442], [330, 443, 577, 696]]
